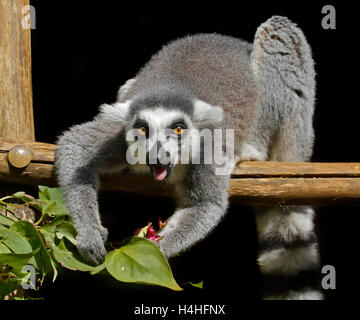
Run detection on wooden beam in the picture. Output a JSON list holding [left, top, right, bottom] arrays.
[[0, 139, 55, 163], [228, 177, 360, 205], [1, 139, 360, 205], [0, 0, 35, 141], [231, 161, 360, 178]]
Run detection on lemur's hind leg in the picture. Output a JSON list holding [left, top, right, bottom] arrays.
[[250, 16, 322, 300]]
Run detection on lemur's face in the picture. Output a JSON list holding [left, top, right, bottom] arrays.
[[127, 107, 194, 181], [99, 99, 224, 181]]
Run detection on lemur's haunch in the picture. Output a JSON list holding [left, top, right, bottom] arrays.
[[55, 16, 322, 300]]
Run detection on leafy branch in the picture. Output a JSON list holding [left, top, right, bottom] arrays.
[[0, 186, 200, 299]]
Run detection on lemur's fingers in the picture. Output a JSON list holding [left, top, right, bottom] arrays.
[[77, 228, 107, 266]]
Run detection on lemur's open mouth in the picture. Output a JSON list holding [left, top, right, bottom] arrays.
[[150, 164, 174, 181]]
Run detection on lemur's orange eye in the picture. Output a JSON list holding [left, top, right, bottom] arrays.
[[173, 127, 183, 136], [137, 127, 147, 135]]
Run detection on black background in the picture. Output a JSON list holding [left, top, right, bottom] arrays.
[[25, 0, 360, 308]]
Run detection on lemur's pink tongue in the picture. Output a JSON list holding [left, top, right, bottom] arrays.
[[153, 166, 167, 181]]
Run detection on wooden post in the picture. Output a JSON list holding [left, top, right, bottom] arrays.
[[0, 0, 34, 141]]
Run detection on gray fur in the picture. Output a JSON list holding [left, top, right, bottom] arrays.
[[248, 16, 315, 161], [249, 17, 321, 299], [55, 16, 321, 299]]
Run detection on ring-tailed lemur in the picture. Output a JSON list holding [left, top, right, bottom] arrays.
[[55, 16, 322, 299]]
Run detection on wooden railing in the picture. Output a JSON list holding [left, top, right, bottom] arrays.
[[1, 139, 360, 205]]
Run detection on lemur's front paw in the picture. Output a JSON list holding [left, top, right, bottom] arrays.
[[77, 228, 108, 266]]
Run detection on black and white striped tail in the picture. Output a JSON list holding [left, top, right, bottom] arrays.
[[255, 206, 323, 300]]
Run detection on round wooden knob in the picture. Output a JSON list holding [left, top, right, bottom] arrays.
[[8, 145, 32, 168]]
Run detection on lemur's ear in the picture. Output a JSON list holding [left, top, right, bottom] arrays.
[[98, 100, 132, 124], [192, 99, 224, 129]]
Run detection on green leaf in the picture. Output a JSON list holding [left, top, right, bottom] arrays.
[[41, 216, 66, 233], [0, 277, 20, 296], [38, 186, 51, 201], [51, 238, 105, 273], [38, 186, 69, 216], [0, 229, 32, 254], [55, 222, 77, 245], [0, 243, 11, 254], [0, 249, 39, 269], [0, 213, 15, 228], [40, 200, 58, 215], [105, 237, 182, 291], [11, 296, 45, 300], [49, 257, 58, 282], [9, 221, 54, 278], [37, 228, 59, 282], [186, 280, 204, 289]]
